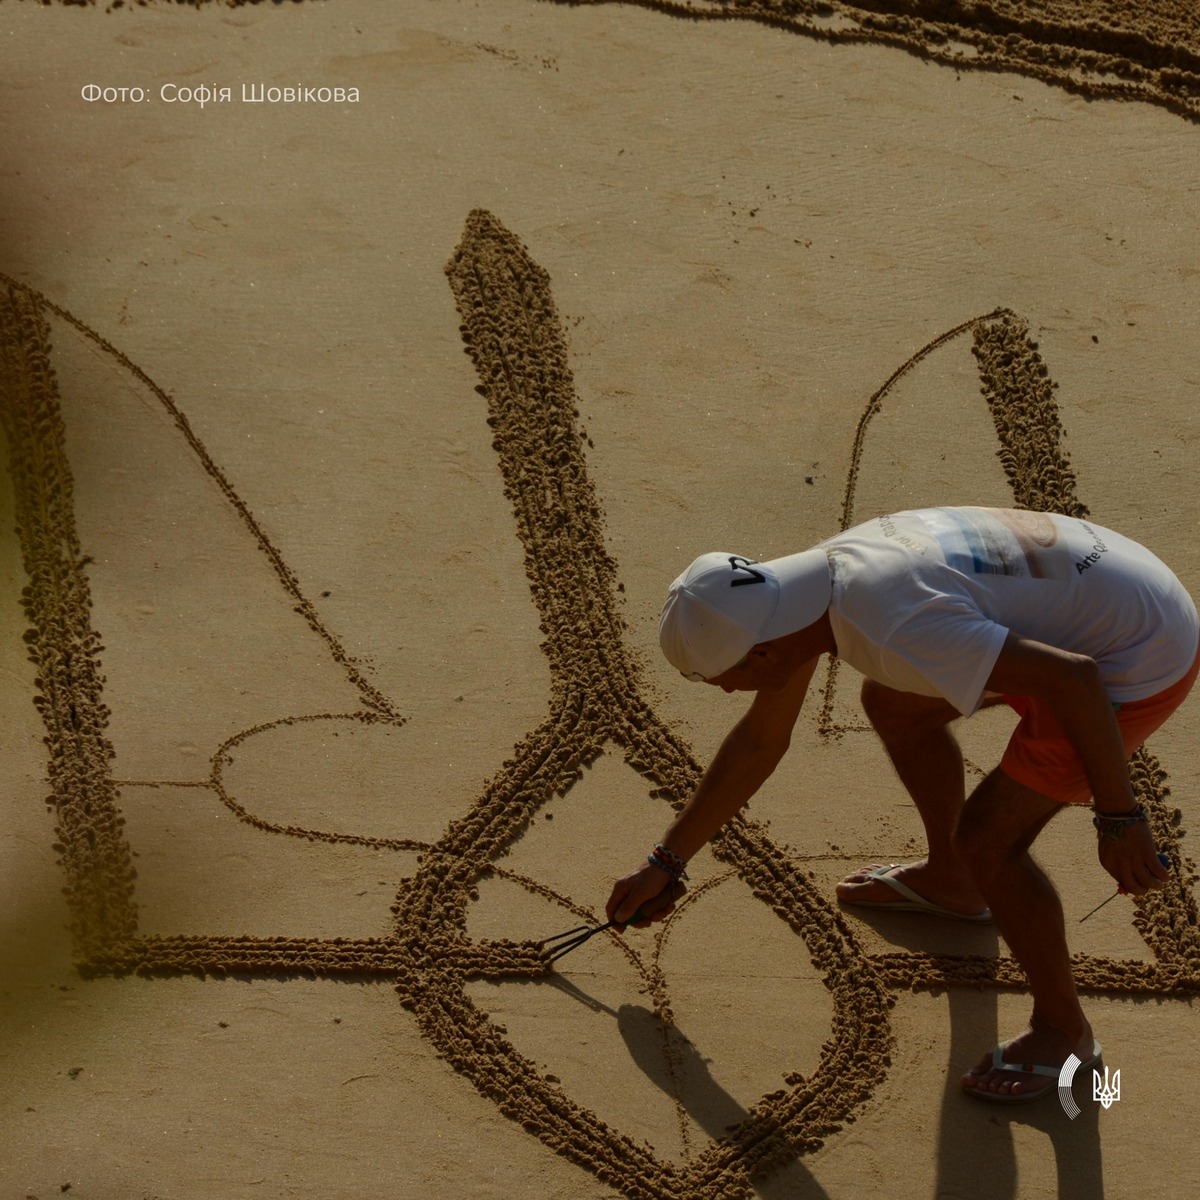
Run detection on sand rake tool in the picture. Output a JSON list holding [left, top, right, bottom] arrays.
[[539, 917, 638, 964], [538, 880, 686, 963]]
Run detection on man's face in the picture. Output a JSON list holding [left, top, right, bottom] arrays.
[[703, 644, 789, 693]]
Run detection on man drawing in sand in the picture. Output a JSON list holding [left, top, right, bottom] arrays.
[[607, 506, 1198, 1102]]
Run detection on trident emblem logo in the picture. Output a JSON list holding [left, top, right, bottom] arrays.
[[1094, 1066, 1122, 1109]]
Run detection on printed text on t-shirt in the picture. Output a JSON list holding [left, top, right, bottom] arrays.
[[877, 514, 928, 555], [1075, 524, 1109, 574]]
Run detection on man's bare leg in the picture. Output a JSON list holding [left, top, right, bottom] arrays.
[[955, 769, 1094, 1098], [836, 680, 988, 916]]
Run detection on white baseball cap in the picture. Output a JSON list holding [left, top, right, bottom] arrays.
[[659, 548, 832, 680]]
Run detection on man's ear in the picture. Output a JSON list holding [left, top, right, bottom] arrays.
[[748, 641, 778, 664]]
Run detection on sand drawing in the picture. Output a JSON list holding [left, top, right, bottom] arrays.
[[2, 209, 1198, 1197], [548, 0, 1200, 124]]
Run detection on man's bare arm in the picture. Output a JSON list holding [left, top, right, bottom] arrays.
[[605, 655, 820, 926], [985, 632, 1168, 894]]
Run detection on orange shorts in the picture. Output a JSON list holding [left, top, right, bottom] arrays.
[[998, 649, 1200, 805]]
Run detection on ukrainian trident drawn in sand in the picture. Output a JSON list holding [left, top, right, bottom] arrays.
[[2, 211, 1197, 1197]]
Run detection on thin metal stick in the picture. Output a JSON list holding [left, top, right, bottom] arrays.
[[1078, 891, 1120, 923]]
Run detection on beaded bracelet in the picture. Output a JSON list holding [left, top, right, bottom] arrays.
[[648, 843, 689, 881], [1092, 804, 1147, 841]]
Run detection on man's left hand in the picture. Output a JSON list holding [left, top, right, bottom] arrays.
[[1096, 819, 1170, 896]]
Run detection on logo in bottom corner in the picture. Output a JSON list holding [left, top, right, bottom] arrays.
[[1058, 1054, 1120, 1118], [1093, 1065, 1121, 1109]]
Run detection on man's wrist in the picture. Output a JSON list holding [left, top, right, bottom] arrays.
[[1091, 802, 1141, 817], [647, 844, 689, 881], [1092, 803, 1147, 840]]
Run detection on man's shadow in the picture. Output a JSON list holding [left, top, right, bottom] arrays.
[[550, 975, 833, 1200], [936, 987, 1105, 1200], [848, 908, 1105, 1200]]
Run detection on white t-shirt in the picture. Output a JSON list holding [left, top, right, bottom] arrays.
[[823, 508, 1199, 716]]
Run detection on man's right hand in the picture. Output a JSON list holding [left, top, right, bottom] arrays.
[[605, 865, 687, 928]]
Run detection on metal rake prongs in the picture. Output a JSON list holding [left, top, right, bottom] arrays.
[[538, 881, 688, 962], [537, 917, 629, 963]]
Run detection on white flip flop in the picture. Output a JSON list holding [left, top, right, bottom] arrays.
[[841, 864, 993, 923]]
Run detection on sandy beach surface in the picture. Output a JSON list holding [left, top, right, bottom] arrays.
[[3, 2, 1200, 1197]]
